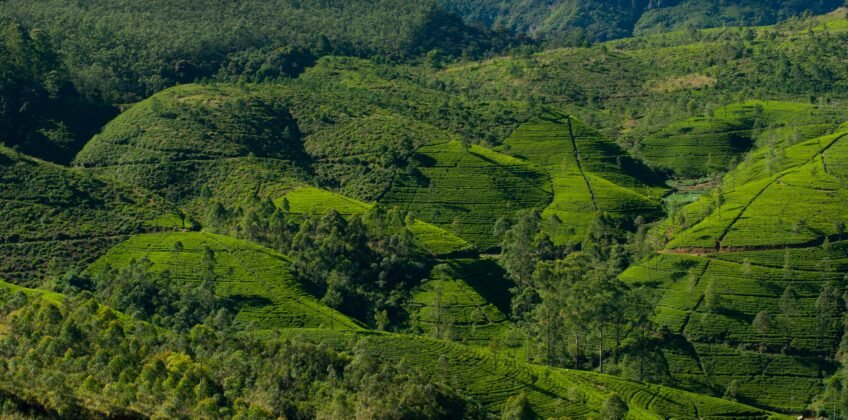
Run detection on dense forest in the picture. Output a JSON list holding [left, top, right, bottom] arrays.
[[3, 1, 848, 419]]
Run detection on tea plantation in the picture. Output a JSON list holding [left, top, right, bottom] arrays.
[[85, 231, 360, 330], [502, 113, 666, 243], [279, 186, 473, 256], [0, 146, 182, 285], [621, 126, 848, 411], [381, 140, 553, 249], [277, 327, 782, 419], [639, 101, 844, 177], [4, 4, 848, 417]]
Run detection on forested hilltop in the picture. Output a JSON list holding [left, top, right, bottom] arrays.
[[441, 0, 845, 42], [3, 1, 848, 419]]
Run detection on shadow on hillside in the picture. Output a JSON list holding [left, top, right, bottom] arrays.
[[452, 259, 514, 316]]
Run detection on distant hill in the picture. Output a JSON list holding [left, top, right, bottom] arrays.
[[441, 0, 844, 42]]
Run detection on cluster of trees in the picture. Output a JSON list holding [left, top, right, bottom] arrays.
[[53, 251, 220, 332], [205, 196, 429, 327], [0, 287, 477, 418], [0, 20, 113, 161], [440, 0, 842, 44], [496, 211, 663, 380], [0, 0, 523, 104]]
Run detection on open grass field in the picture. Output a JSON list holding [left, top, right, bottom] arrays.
[[85, 231, 360, 331], [502, 113, 666, 243], [380, 140, 553, 249]]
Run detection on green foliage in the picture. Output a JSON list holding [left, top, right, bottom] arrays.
[[441, 0, 842, 42], [0, 0, 516, 102], [279, 186, 473, 256], [0, 147, 181, 285], [84, 231, 360, 331], [0, 283, 472, 418], [382, 140, 552, 249], [0, 19, 115, 162], [502, 113, 666, 243]]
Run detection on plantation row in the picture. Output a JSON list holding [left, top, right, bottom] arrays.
[[381, 141, 552, 249], [502, 114, 665, 243], [85, 232, 360, 330]]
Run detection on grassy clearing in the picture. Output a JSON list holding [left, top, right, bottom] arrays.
[[381, 140, 552, 249], [85, 231, 360, 331]]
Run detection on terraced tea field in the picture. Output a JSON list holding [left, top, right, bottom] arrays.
[[381, 141, 552, 249], [668, 128, 848, 250], [0, 146, 182, 285], [503, 113, 665, 243], [73, 84, 310, 214], [279, 186, 473, 256], [85, 231, 360, 330], [409, 259, 515, 348], [276, 328, 780, 418], [622, 126, 848, 411], [639, 101, 844, 177]]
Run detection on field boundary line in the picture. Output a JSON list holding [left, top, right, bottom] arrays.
[[566, 117, 599, 212]]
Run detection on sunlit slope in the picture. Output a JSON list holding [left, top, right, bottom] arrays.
[[669, 128, 848, 250], [85, 231, 360, 330], [278, 187, 473, 256], [73, 84, 310, 213], [502, 113, 665, 243], [278, 328, 780, 419], [621, 127, 848, 411], [381, 140, 552, 249], [640, 101, 844, 177], [0, 146, 182, 285]]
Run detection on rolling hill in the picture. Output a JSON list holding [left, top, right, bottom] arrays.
[[0, 146, 182, 285], [639, 100, 845, 177], [501, 112, 666, 243], [85, 231, 360, 331], [620, 125, 848, 411], [279, 186, 473, 256], [73, 84, 311, 216], [441, 0, 843, 41], [381, 140, 553, 249]]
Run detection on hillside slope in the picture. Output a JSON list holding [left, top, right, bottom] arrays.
[[620, 126, 848, 411], [502, 113, 666, 243], [74, 84, 311, 215], [85, 231, 360, 331], [0, 146, 182, 285], [441, 0, 843, 41], [381, 140, 553, 249]]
